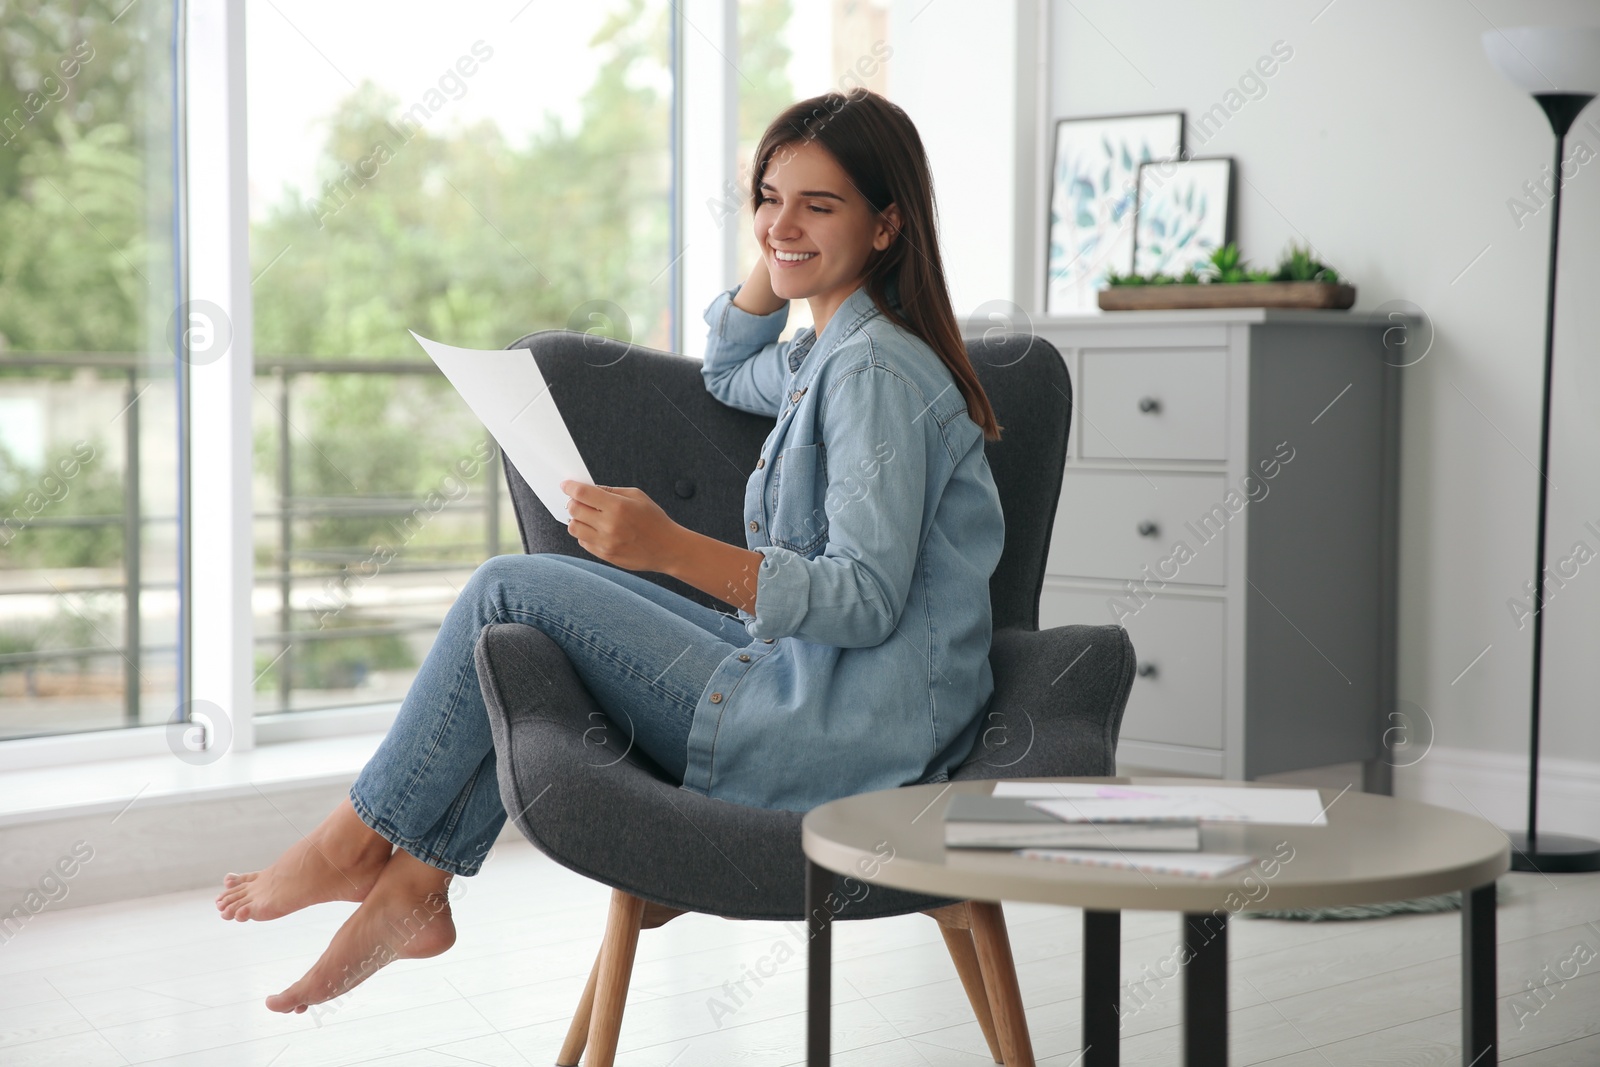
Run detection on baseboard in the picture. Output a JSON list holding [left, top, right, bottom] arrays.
[[0, 779, 358, 917], [0, 775, 526, 919], [1393, 744, 1600, 839]]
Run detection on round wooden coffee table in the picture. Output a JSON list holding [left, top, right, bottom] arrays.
[[800, 776, 1510, 1066]]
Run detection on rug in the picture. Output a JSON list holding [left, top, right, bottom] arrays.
[[1241, 883, 1507, 922]]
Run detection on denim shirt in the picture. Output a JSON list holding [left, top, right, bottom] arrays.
[[682, 281, 1006, 812]]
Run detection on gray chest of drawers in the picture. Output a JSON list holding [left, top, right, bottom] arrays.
[[1031, 309, 1401, 785]]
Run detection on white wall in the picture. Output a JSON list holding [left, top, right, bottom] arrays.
[[1048, 1, 1600, 809]]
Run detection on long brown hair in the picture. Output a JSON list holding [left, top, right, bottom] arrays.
[[751, 89, 1002, 441]]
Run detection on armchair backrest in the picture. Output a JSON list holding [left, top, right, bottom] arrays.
[[963, 333, 1073, 630], [500, 329, 1072, 631]]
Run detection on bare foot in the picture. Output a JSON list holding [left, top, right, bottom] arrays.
[[265, 849, 456, 1013], [216, 799, 392, 921]]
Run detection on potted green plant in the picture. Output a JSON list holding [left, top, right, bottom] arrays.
[[1097, 241, 1356, 310]]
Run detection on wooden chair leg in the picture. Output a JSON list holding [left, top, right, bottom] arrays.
[[558, 894, 686, 1067], [969, 900, 1036, 1067], [641, 901, 687, 929], [928, 905, 1005, 1063], [556, 954, 601, 1066], [582, 889, 648, 1067]]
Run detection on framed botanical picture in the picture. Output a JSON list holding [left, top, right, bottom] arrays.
[[1044, 111, 1185, 314], [1132, 157, 1235, 278]]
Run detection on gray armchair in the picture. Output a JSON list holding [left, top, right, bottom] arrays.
[[476, 327, 1134, 1066]]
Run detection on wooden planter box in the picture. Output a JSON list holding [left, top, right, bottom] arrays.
[[1097, 281, 1356, 311]]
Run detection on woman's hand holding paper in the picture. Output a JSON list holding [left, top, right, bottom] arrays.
[[560, 479, 683, 573]]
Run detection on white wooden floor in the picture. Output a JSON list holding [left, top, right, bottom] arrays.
[[2, 838, 1598, 1066]]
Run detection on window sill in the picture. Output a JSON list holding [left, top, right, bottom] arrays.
[[0, 730, 383, 828], [0, 702, 398, 774]]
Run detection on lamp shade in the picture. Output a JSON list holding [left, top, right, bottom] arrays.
[[1482, 26, 1600, 94]]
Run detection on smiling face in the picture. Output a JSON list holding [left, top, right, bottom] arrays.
[[754, 138, 899, 335]]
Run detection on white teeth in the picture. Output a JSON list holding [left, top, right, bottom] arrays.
[[773, 250, 817, 262]]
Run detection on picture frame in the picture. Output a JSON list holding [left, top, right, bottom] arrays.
[[1131, 156, 1235, 279], [1044, 110, 1186, 315]]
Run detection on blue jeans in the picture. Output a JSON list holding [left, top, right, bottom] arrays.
[[349, 553, 752, 876]]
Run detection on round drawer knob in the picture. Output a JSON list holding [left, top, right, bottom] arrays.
[[1137, 520, 1160, 538], [1136, 661, 1159, 678], [1138, 396, 1161, 414]]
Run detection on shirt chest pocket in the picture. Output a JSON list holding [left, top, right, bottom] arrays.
[[768, 442, 829, 556]]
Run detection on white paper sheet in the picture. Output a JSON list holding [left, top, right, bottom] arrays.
[[1016, 849, 1257, 879], [989, 783, 1329, 825], [410, 331, 593, 524]]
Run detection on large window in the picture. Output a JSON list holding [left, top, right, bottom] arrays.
[[244, 1, 672, 717], [1, 0, 992, 755], [0, 1, 181, 740]]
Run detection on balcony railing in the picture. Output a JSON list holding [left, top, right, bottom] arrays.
[[0, 352, 500, 737]]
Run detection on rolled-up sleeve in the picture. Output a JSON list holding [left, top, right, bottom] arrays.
[[744, 364, 928, 648], [701, 286, 790, 418]]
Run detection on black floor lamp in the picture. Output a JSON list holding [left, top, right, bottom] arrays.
[[1483, 26, 1600, 873]]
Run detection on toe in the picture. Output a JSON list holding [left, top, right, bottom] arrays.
[[265, 987, 301, 1013]]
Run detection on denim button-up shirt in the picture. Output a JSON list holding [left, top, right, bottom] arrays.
[[680, 281, 1006, 812]]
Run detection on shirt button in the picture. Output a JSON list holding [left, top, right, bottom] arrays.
[[763, 637, 775, 643], [709, 691, 723, 703], [749, 520, 759, 531], [738, 653, 751, 662], [790, 390, 802, 403], [756, 457, 765, 469]]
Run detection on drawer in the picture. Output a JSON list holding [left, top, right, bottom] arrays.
[[1047, 470, 1229, 586], [1079, 349, 1227, 460], [1041, 587, 1225, 749]]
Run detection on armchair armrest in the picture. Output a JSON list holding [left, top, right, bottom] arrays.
[[952, 624, 1135, 782], [475, 620, 958, 919]]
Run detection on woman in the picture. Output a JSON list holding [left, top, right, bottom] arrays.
[[217, 87, 1006, 1014]]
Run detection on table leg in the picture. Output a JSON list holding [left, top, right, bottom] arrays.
[[1462, 882, 1497, 1066], [806, 858, 834, 1067], [1083, 909, 1121, 1066], [1182, 910, 1228, 1067]]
